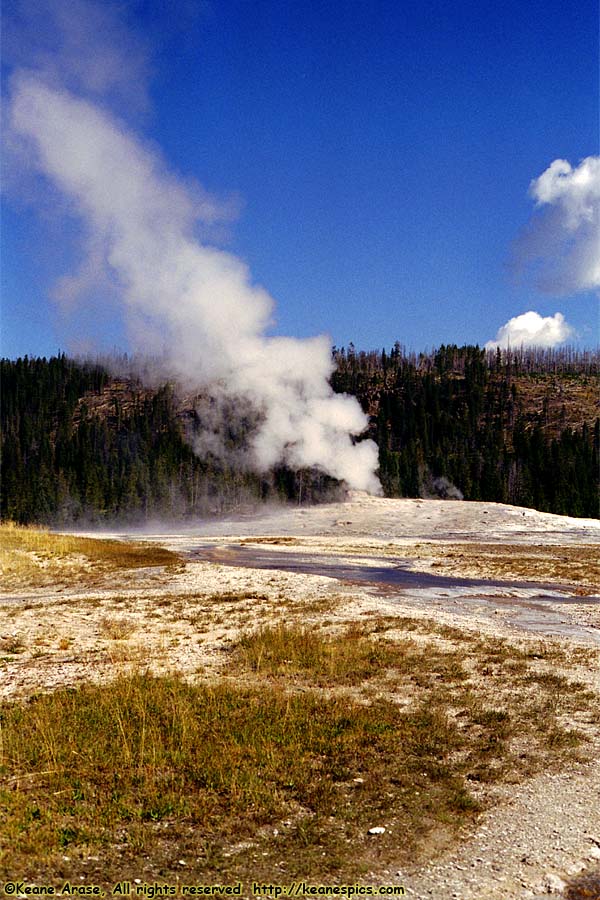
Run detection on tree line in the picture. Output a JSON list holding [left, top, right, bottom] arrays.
[[1, 347, 598, 523], [0, 355, 339, 524], [332, 344, 599, 517]]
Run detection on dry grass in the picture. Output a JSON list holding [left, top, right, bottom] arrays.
[[0, 635, 26, 655], [1, 622, 597, 888], [99, 616, 136, 640], [400, 542, 600, 591], [205, 590, 270, 603], [235, 622, 467, 687], [0, 521, 182, 589], [240, 537, 302, 546], [233, 624, 598, 762], [564, 867, 600, 900]]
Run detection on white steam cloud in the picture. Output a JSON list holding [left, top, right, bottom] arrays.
[[485, 310, 575, 350], [2, 0, 150, 111], [517, 156, 600, 294], [5, 3, 381, 493]]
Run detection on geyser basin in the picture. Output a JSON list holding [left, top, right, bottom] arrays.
[[191, 543, 600, 645]]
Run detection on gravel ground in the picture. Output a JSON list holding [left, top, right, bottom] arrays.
[[401, 757, 600, 899], [4, 495, 600, 898]]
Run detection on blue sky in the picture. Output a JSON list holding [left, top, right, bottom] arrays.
[[2, 0, 599, 359]]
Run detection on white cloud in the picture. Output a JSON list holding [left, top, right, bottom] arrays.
[[516, 156, 600, 294], [485, 310, 576, 350], [531, 157, 600, 230]]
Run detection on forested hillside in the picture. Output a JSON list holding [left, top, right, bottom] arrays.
[[333, 344, 599, 518], [0, 356, 337, 524], [1, 347, 598, 523]]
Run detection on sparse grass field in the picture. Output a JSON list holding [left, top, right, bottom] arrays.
[[1, 621, 597, 888], [0, 521, 182, 589], [237, 537, 600, 592], [410, 542, 600, 591], [1, 510, 599, 892]]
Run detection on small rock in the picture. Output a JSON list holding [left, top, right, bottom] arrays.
[[541, 873, 567, 894], [587, 846, 600, 860], [368, 826, 386, 835]]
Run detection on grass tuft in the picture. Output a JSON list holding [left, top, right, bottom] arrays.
[[235, 623, 399, 685]]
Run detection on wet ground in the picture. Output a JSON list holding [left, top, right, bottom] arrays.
[[192, 543, 600, 645]]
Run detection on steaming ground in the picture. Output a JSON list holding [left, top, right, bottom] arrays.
[[2, 494, 600, 899], [118, 488, 600, 544]]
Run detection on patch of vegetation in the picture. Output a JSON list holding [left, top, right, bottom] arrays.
[[0, 522, 181, 589], [240, 537, 301, 545], [99, 616, 136, 640], [404, 542, 600, 591], [235, 623, 394, 684], [234, 623, 468, 688], [1, 622, 597, 888], [205, 591, 270, 603], [564, 866, 600, 900], [233, 625, 598, 776], [0, 635, 25, 655], [1, 673, 474, 885]]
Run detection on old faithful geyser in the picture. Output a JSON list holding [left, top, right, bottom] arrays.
[[7, 68, 381, 493]]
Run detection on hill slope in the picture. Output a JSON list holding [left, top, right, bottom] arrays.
[[1, 346, 598, 523]]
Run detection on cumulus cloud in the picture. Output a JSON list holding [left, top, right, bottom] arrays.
[[485, 310, 576, 350], [5, 57, 381, 492], [515, 156, 600, 294]]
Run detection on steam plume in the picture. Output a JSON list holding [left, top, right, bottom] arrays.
[[485, 310, 575, 350], [516, 156, 600, 293], [6, 65, 381, 492], [2, 0, 150, 112]]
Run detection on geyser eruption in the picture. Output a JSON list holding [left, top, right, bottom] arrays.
[[7, 71, 381, 494]]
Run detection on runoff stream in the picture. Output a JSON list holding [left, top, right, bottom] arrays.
[[192, 543, 600, 646]]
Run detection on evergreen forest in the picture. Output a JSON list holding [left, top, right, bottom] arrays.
[[1, 346, 598, 524]]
